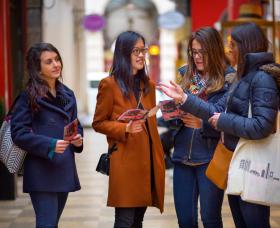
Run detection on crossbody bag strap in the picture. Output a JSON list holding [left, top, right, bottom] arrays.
[[136, 91, 143, 109], [108, 143, 117, 156], [221, 82, 240, 142], [109, 90, 143, 156]]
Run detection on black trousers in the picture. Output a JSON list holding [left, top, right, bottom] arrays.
[[114, 207, 147, 228]]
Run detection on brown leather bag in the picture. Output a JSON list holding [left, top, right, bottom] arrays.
[[206, 142, 233, 190], [206, 81, 237, 190]]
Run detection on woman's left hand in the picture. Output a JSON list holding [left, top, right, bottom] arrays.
[[181, 113, 202, 129], [208, 112, 221, 129], [70, 134, 83, 147]]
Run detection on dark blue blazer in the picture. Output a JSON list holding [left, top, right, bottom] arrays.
[[11, 82, 83, 193]]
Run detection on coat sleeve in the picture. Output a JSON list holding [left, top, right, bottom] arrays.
[[180, 90, 228, 121], [11, 92, 54, 160], [92, 78, 128, 142], [200, 89, 229, 138], [218, 72, 279, 139]]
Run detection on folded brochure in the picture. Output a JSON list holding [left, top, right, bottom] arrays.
[[64, 118, 78, 141], [117, 106, 159, 122], [159, 100, 182, 121]]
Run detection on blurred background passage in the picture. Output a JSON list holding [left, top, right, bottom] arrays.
[[0, 0, 280, 227]]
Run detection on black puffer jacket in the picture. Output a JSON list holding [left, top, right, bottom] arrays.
[[181, 52, 280, 151]]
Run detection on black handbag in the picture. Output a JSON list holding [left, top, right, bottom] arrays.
[[96, 143, 117, 175]]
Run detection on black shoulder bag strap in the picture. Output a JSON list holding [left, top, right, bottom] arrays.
[[109, 91, 143, 155], [109, 88, 145, 154], [108, 143, 117, 155]]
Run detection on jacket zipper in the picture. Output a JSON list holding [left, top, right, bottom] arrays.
[[188, 129, 196, 160]]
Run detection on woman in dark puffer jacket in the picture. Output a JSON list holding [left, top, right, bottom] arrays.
[[158, 23, 280, 228]]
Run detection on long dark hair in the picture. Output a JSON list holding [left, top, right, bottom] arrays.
[[25, 42, 63, 111], [184, 27, 226, 94], [110, 31, 149, 99], [231, 23, 269, 78]]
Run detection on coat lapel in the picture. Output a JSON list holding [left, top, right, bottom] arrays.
[[37, 98, 69, 119], [37, 83, 74, 120]]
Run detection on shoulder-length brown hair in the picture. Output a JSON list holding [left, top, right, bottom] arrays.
[[183, 27, 226, 94], [231, 23, 269, 79]]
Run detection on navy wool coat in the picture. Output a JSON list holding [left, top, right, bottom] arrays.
[[11, 82, 83, 193]]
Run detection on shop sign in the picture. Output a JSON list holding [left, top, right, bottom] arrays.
[[82, 14, 106, 32], [158, 11, 185, 30]]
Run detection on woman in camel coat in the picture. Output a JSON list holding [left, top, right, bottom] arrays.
[[92, 31, 165, 227]]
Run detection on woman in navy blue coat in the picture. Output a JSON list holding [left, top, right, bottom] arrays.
[[11, 43, 83, 228], [158, 23, 280, 228]]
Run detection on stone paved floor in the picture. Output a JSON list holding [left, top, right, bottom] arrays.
[[1, 128, 280, 228]]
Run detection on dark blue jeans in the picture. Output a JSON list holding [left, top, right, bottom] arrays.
[[29, 192, 68, 228], [173, 163, 224, 228], [228, 195, 270, 228]]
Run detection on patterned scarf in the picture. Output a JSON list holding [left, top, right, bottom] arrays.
[[187, 73, 208, 100]]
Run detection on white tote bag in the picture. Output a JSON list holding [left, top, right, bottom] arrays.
[[226, 112, 280, 206]]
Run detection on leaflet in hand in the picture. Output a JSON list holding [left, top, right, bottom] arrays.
[[117, 109, 149, 121], [64, 118, 78, 141], [159, 100, 182, 121]]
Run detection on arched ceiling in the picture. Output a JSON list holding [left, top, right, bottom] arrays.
[[104, 0, 158, 48]]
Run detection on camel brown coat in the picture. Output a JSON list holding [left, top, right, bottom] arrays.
[[92, 76, 165, 212]]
